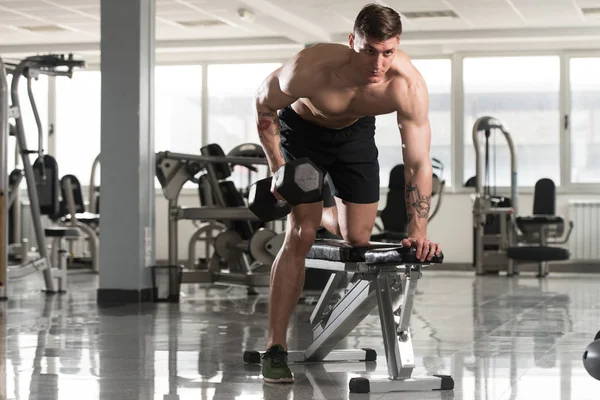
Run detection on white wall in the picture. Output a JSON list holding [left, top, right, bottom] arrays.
[[153, 189, 600, 264]]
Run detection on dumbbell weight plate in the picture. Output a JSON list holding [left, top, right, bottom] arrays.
[[214, 230, 244, 262], [248, 177, 293, 222], [249, 228, 278, 266], [275, 158, 323, 206]]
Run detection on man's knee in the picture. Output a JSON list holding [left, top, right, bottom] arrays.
[[341, 225, 372, 247], [286, 222, 318, 255]]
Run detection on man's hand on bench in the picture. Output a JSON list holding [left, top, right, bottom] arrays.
[[401, 236, 442, 262]]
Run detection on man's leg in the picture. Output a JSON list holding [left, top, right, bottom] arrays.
[[263, 201, 322, 383], [334, 199, 378, 245]]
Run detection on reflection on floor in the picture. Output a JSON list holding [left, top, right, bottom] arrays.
[[2, 270, 600, 399]]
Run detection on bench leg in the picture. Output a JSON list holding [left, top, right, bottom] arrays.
[[243, 272, 379, 365], [350, 267, 454, 393]]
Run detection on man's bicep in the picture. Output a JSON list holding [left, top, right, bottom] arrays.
[[397, 114, 431, 168]]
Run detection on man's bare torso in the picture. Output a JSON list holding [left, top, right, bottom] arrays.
[[286, 43, 425, 130]]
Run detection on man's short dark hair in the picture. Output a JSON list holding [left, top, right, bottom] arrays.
[[353, 3, 402, 41]]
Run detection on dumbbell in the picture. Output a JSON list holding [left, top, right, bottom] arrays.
[[583, 330, 600, 380], [248, 158, 324, 222]]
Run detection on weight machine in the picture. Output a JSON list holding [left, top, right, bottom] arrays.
[[470, 116, 572, 277], [0, 54, 84, 298], [155, 144, 285, 298]]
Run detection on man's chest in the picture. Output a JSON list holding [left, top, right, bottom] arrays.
[[307, 86, 398, 117]]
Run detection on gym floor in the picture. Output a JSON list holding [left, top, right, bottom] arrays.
[[3, 270, 600, 400]]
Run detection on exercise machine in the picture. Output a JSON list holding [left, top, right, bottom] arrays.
[[154, 144, 285, 299], [243, 238, 453, 394], [88, 153, 101, 214], [469, 116, 572, 277], [1, 54, 84, 298], [58, 174, 100, 273]]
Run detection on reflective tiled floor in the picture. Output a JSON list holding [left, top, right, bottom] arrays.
[[2, 270, 600, 399]]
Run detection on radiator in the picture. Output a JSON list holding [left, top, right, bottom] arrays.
[[568, 200, 600, 260]]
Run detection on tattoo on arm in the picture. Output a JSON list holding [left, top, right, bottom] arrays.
[[257, 111, 280, 136], [257, 109, 284, 168], [405, 181, 431, 220]]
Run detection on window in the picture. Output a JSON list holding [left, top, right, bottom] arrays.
[[207, 63, 281, 188], [56, 66, 203, 190], [55, 70, 101, 186], [6, 74, 48, 172], [463, 56, 561, 187], [155, 65, 203, 153], [570, 57, 600, 184], [375, 59, 452, 187]]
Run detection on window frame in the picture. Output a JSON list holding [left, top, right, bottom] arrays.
[[37, 50, 600, 196], [562, 50, 600, 193], [455, 51, 563, 194]]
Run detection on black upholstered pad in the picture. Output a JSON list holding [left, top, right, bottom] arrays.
[[507, 246, 570, 262], [306, 239, 443, 264], [63, 212, 100, 224], [45, 227, 80, 238], [516, 215, 564, 229], [365, 246, 443, 264]]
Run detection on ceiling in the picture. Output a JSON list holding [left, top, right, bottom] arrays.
[[1, 0, 600, 60]]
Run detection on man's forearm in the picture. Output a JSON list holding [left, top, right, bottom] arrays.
[[404, 163, 433, 238], [256, 106, 286, 173]]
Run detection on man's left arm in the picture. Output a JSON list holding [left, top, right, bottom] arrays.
[[396, 84, 441, 261]]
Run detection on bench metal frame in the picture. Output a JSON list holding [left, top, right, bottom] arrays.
[[245, 257, 453, 394]]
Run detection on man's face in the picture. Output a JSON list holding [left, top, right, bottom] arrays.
[[349, 32, 399, 83]]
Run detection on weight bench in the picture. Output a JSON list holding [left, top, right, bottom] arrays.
[[244, 238, 454, 394]]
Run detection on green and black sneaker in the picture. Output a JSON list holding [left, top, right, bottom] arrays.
[[261, 344, 294, 383]]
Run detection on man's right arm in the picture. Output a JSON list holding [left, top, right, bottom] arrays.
[[255, 51, 320, 173], [254, 67, 298, 173]]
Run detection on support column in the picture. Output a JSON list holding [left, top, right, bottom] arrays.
[[98, 0, 155, 303]]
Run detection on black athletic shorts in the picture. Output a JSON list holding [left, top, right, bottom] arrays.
[[278, 106, 380, 206]]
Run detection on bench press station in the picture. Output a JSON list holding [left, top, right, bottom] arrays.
[[244, 238, 454, 394]]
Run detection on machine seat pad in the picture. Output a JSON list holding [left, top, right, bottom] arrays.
[[507, 246, 570, 262], [45, 227, 80, 238], [307, 239, 443, 264], [62, 212, 100, 224], [516, 215, 564, 225]]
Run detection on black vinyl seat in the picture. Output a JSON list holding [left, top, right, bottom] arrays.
[[506, 178, 573, 276], [200, 143, 263, 240], [307, 238, 444, 265], [45, 227, 80, 238]]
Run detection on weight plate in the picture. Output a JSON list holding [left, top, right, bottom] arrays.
[[249, 228, 277, 266], [265, 232, 285, 258], [214, 230, 244, 262]]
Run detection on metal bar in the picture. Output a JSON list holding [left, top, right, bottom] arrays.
[[177, 206, 263, 221], [7, 172, 22, 207], [157, 151, 268, 167], [397, 268, 420, 335], [270, 349, 374, 364], [0, 55, 8, 298], [305, 277, 378, 361], [212, 269, 270, 287], [26, 74, 43, 159], [7, 257, 48, 279], [11, 60, 55, 292], [88, 153, 100, 213], [376, 273, 412, 379], [168, 199, 178, 265], [309, 271, 345, 326]]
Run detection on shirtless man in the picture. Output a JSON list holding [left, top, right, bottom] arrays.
[[254, 3, 442, 383]]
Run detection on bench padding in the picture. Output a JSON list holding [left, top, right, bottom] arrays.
[[307, 239, 443, 264], [507, 246, 570, 262]]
